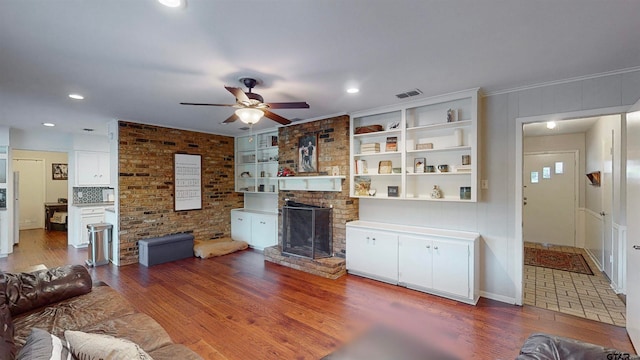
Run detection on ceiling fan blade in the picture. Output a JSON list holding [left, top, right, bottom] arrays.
[[264, 110, 292, 125], [223, 113, 239, 123], [267, 102, 310, 109], [180, 102, 236, 107], [225, 86, 250, 103]]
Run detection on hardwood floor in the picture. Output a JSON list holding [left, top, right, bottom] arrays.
[[1, 229, 636, 359]]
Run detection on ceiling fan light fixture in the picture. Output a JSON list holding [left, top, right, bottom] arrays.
[[235, 108, 264, 125]]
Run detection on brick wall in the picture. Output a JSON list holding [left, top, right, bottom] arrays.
[[118, 121, 243, 265], [277, 115, 358, 257]]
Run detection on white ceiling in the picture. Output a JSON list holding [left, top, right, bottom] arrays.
[[523, 117, 600, 137], [1, 1, 639, 137]]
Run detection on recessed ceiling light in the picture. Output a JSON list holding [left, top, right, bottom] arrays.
[[158, 0, 184, 7], [546, 121, 557, 129], [346, 88, 359, 94], [68, 94, 84, 100], [42, 122, 55, 127]]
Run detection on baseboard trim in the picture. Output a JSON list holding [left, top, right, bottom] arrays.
[[480, 291, 517, 305]]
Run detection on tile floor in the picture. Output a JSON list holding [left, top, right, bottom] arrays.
[[523, 242, 626, 326]]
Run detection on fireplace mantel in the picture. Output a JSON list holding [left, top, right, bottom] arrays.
[[278, 176, 345, 192]]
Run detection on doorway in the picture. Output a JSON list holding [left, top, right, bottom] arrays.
[[12, 150, 69, 246], [520, 116, 626, 326]]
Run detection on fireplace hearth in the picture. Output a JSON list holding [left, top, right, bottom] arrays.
[[282, 201, 332, 259]]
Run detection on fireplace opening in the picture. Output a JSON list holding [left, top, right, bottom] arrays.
[[282, 200, 332, 259]]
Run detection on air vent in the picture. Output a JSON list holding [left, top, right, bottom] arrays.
[[239, 127, 250, 130], [395, 88, 423, 99]]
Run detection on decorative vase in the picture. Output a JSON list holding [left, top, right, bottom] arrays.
[[431, 185, 442, 199]]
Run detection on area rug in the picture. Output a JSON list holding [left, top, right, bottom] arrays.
[[524, 248, 594, 275]]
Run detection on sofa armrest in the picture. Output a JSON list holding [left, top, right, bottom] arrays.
[[1, 265, 92, 316], [517, 333, 639, 360]]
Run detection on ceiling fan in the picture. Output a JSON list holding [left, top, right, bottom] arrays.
[[180, 77, 310, 125]]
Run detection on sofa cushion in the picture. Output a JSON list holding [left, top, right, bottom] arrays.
[[65, 330, 153, 360], [16, 328, 72, 360], [12, 285, 137, 350], [81, 312, 173, 353], [0, 302, 16, 360], [1, 265, 92, 316]]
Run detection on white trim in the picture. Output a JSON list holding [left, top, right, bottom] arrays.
[[480, 291, 516, 305], [486, 66, 640, 97]]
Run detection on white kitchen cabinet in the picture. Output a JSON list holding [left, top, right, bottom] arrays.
[[76, 151, 110, 186], [347, 220, 479, 305], [230, 209, 277, 251], [345, 227, 399, 284], [71, 206, 106, 248]]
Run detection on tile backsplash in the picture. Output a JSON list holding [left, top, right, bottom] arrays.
[[72, 187, 112, 204]]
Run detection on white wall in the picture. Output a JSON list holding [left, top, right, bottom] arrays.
[[359, 69, 640, 303]]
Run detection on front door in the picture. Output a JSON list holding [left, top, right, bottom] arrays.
[[523, 152, 577, 246]]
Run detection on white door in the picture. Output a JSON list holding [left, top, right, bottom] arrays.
[[625, 106, 640, 349], [602, 130, 614, 279], [523, 152, 577, 246], [12, 159, 45, 230]]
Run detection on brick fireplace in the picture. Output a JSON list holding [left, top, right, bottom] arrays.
[[263, 115, 359, 279]]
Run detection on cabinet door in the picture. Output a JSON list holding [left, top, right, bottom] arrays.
[[346, 227, 398, 283], [398, 235, 433, 289], [230, 211, 251, 244], [432, 239, 470, 299], [96, 152, 110, 185], [251, 214, 277, 250], [76, 151, 110, 186]]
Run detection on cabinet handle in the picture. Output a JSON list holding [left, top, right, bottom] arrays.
[[434, 246, 439, 250], [238, 218, 243, 221], [426, 245, 431, 249]]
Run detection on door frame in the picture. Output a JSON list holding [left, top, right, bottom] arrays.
[[514, 105, 628, 305], [12, 157, 46, 230], [523, 150, 579, 247]]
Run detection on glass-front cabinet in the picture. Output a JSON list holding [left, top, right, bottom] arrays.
[[350, 88, 479, 202], [235, 131, 279, 194]]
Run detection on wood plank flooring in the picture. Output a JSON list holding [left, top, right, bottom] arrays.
[[1, 229, 636, 359]]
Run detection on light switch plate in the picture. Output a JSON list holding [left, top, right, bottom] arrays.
[[481, 180, 488, 189]]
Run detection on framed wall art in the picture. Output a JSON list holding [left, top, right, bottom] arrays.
[[52, 163, 68, 180], [174, 153, 202, 211], [298, 134, 318, 173]]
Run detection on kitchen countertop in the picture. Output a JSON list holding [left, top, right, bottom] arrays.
[[72, 202, 115, 208]]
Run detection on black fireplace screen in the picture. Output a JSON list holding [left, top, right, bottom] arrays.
[[282, 201, 332, 259]]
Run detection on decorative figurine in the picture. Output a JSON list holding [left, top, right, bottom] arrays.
[[447, 108, 455, 123], [431, 185, 443, 199]]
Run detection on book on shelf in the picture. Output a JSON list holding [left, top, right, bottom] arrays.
[[455, 165, 472, 173], [360, 143, 380, 154], [355, 159, 368, 174], [385, 136, 398, 152]]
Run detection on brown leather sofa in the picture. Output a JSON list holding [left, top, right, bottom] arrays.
[[517, 333, 639, 360], [0, 264, 202, 359]]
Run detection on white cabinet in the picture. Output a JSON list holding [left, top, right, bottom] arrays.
[[230, 209, 277, 251], [347, 220, 479, 305], [346, 227, 398, 284], [76, 151, 110, 186], [235, 131, 279, 194], [72, 206, 106, 248], [350, 88, 479, 201], [399, 235, 474, 302]]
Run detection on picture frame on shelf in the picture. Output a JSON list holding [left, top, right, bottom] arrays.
[[414, 157, 426, 173], [354, 177, 371, 196], [387, 186, 399, 197], [298, 134, 318, 173]]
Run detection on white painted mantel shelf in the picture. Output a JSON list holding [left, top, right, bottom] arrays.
[[278, 176, 346, 192]]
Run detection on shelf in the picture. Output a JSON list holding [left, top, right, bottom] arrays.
[[406, 146, 471, 154], [407, 172, 470, 176], [407, 120, 472, 132], [278, 176, 345, 192], [354, 173, 401, 177], [353, 129, 401, 138], [354, 151, 401, 157]]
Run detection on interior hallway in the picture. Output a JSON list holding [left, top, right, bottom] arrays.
[[523, 242, 626, 327]]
